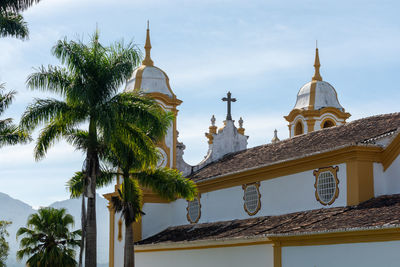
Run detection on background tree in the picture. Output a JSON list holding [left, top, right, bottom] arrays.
[[0, 221, 11, 267], [16, 207, 80, 267], [20, 30, 171, 267], [0, 84, 30, 147], [0, 0, 41, 39]]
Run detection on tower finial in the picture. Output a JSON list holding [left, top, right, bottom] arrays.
[[142, 20, 154, 66], [312, 42, 322, 81]]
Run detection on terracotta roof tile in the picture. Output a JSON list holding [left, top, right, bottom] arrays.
[[137, 194, 400, 245], [189, 113, 400, 181]]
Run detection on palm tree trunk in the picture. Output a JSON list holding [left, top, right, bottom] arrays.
[[84, 152, 98, 267], [124, 222, 135, 267], [78, 194, 86, 267]]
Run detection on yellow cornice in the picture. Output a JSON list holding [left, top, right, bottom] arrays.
[[285, 107, 351, 123], [135, 238, 273, 253], [147, 92, 182, 107], [269, 227, 400, 247], [196, 146, 382, 194], [134, 227, 400, 253]]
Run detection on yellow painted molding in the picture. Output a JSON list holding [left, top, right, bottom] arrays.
[[313, 166, 340, 205], [285, 107, 351, 123], [306, 119, 315, 132], [346, 160, 374, 206], [308, 80, 317, 110], [269, 228, 400, 247], [135, 239, 273, 253], [186, 195, 201, 224], [196, 146, 382, 194], [273, 242, 282, 267], [242, 182, 261, 216], [147, 92, 182, 107]]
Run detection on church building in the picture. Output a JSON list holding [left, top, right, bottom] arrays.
[[104, 27, 400, 267]]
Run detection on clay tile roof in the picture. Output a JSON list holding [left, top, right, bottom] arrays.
[[189, 113, 400, 182], [137, 194, 400, 245]]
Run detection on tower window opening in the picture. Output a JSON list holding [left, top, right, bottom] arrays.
[[294, 121, 304, 136], [322, 120, 335, 129]]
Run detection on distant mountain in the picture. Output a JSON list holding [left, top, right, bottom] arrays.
[[0, 192, 109, 266]]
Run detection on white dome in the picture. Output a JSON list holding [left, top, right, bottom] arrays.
[[125, 65, 173, 97], [293, 80, 344, 111]]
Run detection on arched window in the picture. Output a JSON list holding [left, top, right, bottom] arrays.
[[294, 121, 304, 136], [322, 119, 335, 129]]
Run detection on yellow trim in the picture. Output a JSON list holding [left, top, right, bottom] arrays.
[[313, 166, 340, 205], [196, 146, 382, 196], [269, 228, 400, 247], [242, 182, 261, 216], [273, 242, 282, 267], [308, 80, 317, 110], [346, 160, 374, 206], [147, 92, 182, 107], [117, 219, 123, 242], [186, 195, 201, 224], [306, 119, 315, 132], [135, 228, 400, 253], [381, 132, 400, 170], [285, 107, 351, 123], [135, 239, 273, 253]]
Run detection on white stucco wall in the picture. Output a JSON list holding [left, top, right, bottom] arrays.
[[283, 241, 400, 267], [113, 212, 125, 267], [374, 154, 400, 197], [136, 244, 273, 267], [141, 164, 347, 238]]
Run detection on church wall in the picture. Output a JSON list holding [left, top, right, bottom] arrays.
[[113, 211, 125, 267], [140, 164, 347, 237], [282, 240, 400, 267], [136, 244, 274, 267], [259, 163, 346, 215], [374, 154, 400, 197]]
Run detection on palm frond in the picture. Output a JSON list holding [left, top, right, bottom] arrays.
[[0, 11, 28, 39], [135, 168, 197, 201], [0, 0, 41, 12]]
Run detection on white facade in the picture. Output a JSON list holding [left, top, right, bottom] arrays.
[[282, 241, 400, 267], [374, 154, 400, 197], [136, 244, 274, 267], [140, 164, 347, 238]]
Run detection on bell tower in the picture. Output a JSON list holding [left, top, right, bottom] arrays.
[[284, 47, 350, 137], [125, 22, 182, 168]]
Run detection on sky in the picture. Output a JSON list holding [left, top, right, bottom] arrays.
[[0, 0, 400, 208]]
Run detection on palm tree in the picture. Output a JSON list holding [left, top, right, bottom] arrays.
[[20, 30, 171, 267], [0, 0, 41, 39], [68, 135, 197, 267], [0, 83, 30, 147], [16, 207, 81, 267]]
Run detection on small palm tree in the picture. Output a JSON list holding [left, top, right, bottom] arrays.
[[68, 135, 197, 267], [21, 30, 170, 267], [0, 0, 41, 39], [16, 207, 81, 267], [0, 84, 30, 147]]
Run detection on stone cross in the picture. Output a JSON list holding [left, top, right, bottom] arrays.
[[222, 91, 236, 120]]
